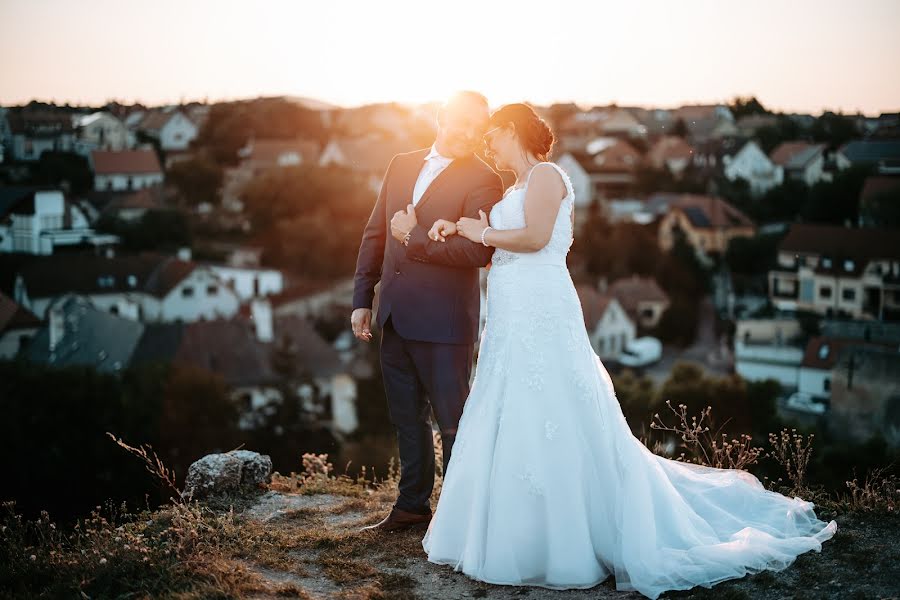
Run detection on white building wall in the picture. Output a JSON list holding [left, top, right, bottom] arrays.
[[159, 112, 198, 151], [799, 367, 832, 399], [159, 269, 241, 322], [94, 172, 163, 192], [208, 265, 284, 300]]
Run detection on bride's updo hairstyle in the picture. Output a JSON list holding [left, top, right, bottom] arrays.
[[488, 103, 555, 162]]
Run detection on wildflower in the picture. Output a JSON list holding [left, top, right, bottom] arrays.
[[29, 555, 36, 561], [99, 558, 107, 565]]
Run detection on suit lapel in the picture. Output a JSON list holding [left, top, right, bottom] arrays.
[[414, 153, 472, 212]]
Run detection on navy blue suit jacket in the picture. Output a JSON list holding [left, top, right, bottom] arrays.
[[352, 147, 504, 345]]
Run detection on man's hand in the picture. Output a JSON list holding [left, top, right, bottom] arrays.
[[351, 308, 373, 342], [390, 204, 417, 242]]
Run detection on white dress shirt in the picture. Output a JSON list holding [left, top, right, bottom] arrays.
[[411, 143, 454, 206]]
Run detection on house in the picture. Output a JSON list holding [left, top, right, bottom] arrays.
[[657, 194, 755, 262], [98, 184, 167, 223], [237, 137, 320, 173], [829, 345, 900, 447], [204, 262, 285, 301], [318, 135, 414, 193], [131, 298, 359, 434], [858, 176, 900, 227], [608, 275, 671, 329], [74, 111, 134, 151], [646, 136, 694, 177], [13, 252, 241, 323], [839, 140, 900, 174], [593, 107, 647, 139], [6, 110, 78, 161], [0, 290, 41, 359], [768, 224, 900, 320], [91, 149, 164, 192], [0, 186, 120, 255], [271, 278, 355, 320], [733, 318, 805, 388], [670, 105, 738, 143], [134, 108, 198, 151], [22, 293, 145, 373], [576, 284, 636, 359], [735, 114, 780, 137], [273, 311, 358, 435], [564, 137, 642, 200], [721, 140, 783, 196], [554, 152, 594, 209], [797, 336, 894, 402], [770, 141, 828, 186], [692, 137, 784, 195]]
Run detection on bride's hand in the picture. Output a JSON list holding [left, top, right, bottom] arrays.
[[428, 219, 457, 242], [456, 210, 489, 243]]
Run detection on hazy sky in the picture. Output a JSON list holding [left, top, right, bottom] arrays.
[[1, 0, 898, 115]]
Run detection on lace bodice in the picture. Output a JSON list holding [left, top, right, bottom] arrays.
[[489, 162, 575, 267]]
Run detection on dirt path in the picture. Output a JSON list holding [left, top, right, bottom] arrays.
[[233, 490, 900, 600]]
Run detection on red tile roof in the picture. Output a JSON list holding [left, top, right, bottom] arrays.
[[575, 284, 614, 328], [0, 291, 41, 332], [802, 336, 893, 370], [647, 136, 693, 167], [608, 276, 670, 319], [92, 149, 162, 175]]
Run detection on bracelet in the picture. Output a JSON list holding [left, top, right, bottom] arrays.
[[402, 230, 412, 246], [481, 226, 493, 247]]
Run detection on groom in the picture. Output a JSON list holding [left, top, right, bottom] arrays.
[[350, 91, 503, 532]]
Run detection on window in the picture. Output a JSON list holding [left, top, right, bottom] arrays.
[[821, 257, 832, 269], [842, 288, 856, 301], [109, 306, 119, 315], [824, 378, 830, 392], [819, 285, 832, 299], [843, 260, 855, 272], [182, 286, 195, 298], [818, 344, 830, 360], [206, 285, 218, 295]]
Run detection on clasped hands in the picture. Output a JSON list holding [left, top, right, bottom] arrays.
[[391, 204, 490, 244], [428, 210, 490, 243]]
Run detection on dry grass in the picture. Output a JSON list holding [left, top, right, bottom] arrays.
[[4, 414, 899, 599]]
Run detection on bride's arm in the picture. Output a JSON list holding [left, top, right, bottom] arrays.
[[457, 163, 567, 252]]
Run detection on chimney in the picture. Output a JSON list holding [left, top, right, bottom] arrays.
[[177, 246, 192, 261], [250, 297, 273, 343], [49, 305, 65, 352]]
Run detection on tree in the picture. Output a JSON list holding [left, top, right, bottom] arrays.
[[728, 96, 769, 119], [240, 164, 375, 278], [31, 151, 92, 194], [801, 165, 871, 225], [167, 156, 223, 207], [96, 209, 192, 253], [725, 232, 782, 275]]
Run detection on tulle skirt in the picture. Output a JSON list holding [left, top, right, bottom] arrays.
[[421, 262, 837, 599]]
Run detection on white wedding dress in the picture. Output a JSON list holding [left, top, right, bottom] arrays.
[[421, 161, 837, 599]]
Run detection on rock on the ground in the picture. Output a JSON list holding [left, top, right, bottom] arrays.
[[183, 450, 273, 499]]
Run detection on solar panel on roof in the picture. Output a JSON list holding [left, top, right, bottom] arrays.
[[683, 206, 711, 228]]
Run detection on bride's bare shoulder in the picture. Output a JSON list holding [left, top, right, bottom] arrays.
[[527, 162, 567, 200]]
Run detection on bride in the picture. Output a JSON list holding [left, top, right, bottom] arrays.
[[419, 103, 837, 599]]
